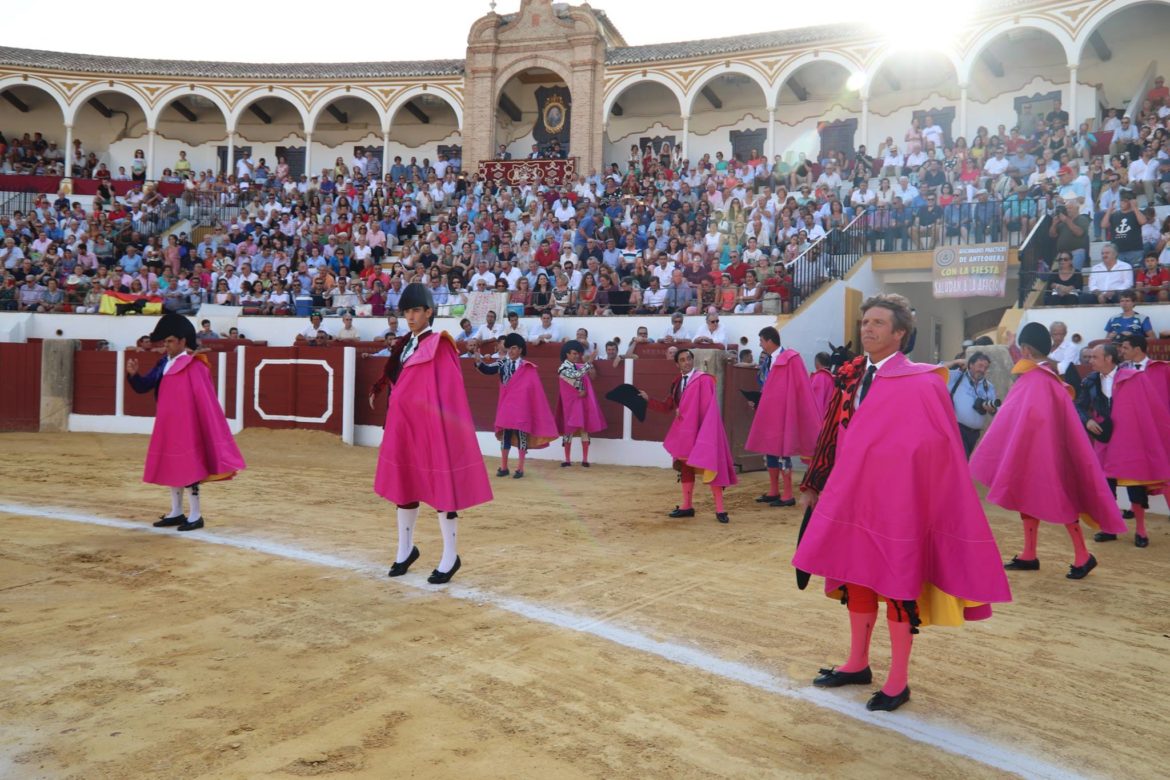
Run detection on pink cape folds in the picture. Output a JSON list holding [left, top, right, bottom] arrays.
[[555, 366, 607, 436], [745, 349, 820, 458], [374, 332, 492, 511], [143, 353, 245, 487], [970, 362, 1125, 533], [494, 360, 558, 449], [1101, 366, 1170, 485], [791, 353, 1011, 625], [662, 372, 739, 487]]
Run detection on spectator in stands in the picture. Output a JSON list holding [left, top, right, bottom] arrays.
[[18, 276, 45, 311], [1104, 291, 1154, 339], [691, 313, 728, 346], [529, 311, 559, 343], [663, 269, 694, 314], [1135, 252, 1169, 302], [1049, 200, 1091, 270], [473, 310, 501, 342], [295, 313, 330, 345], [1047, 322, 1081, 374], [196, 320, 218, 342], [335, 313, 361, 341], [661, 312, 688, 342], [637, 276, 667, 314], [1045, 253, 1084, 306], [1082, 243, 1134, 304]]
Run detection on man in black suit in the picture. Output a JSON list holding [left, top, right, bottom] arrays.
[[497, 144, 512, 160], [1076, 342, 1148, 545]]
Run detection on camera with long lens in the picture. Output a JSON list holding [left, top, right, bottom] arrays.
[[973, 398, 1002, 415]]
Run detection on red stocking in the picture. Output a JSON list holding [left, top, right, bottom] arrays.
[[767, 467, 780, 496], [581, 441, 590, 464], [517, 449, 526, 471], [500, 450, 509, 470], [563, 441, 572, 463], [781, 470, 794, 501], [1134, 505, 1148, 538]]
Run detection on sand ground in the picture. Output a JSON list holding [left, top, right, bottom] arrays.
[[1, 430, 1168, 779]]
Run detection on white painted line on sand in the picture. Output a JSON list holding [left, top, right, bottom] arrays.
[[0, 502, 1082, 780]]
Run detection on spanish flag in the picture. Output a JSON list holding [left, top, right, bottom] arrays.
[[98, 291, 164, 316]]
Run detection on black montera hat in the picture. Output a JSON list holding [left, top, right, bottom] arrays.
[[605, 383, 648, 422], [561, 339, 585, 361], [398, 282, 434, 312], [148, 313, 197, 350], [1018, 322, 1052, 356], [503, 332, 527, 355]]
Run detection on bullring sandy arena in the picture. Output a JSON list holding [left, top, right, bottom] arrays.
[[1, 429, 1167, 779]]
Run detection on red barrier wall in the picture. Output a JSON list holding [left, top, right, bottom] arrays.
[[0, 342, 42, 431], [242, 347, 345, 434], [125, 349, 229, 418], [72, 350, 117, 416]]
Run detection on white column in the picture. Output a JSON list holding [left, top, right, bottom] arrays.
[[382, 131, 391, 184], [146, 127, 156, 181], [860, 98, 869, 151], [63, 124, 73, 178], [341, 346, 356, 446], [681, 115, 690, 163], [767, 109, 776, 160], [217, 351, 228, 413], [304, 132, 313, 180], [115, 349, 126, 417], [958, 84, 969, 140], [225, 131, 235, 177], [1067, 64, 1078, 131]]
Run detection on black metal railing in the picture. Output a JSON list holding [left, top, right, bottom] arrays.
[[0, 191, 41, 217], [182, 193, 246, 228], [1016, 213, 1054, 307], [785, 213, 866, 309]]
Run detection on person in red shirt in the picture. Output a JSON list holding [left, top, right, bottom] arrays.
[[1147, 75, 1169, 105], [534, 238, 559, 269], [724, 251, 749, 285], [1134, 252, 1169, 302]]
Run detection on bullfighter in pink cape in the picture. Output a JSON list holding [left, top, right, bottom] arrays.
[[555, 340, 606, 467], [745, 326, 819, 507], [640, 348, 738, 523], [475, 333, 558, 479], [126, 313, 245, 533], [1081, 333, 1170, 549], [371, 283, 492, 584], [810, 352, 835, 417], [971, 323, 1126, 579], [794, 294, 1010, 712]]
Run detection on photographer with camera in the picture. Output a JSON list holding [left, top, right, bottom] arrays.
[[1047, 194, 1090, 271], [947, 351, 999, 458]]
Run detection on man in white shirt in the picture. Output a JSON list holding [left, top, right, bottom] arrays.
[[816, 163, 842, 192], [473, 310, 502, 342], [922, 115, 944, 149], [692, 313, 728, 345], [661, 312, 689, 342], [882, 146, 904, 177], [378, 314, 407, 339], [1128, 147, 1158, 207], [295, 313, 331, 344], [497, 259, 521, 290], [983, 148, 1010, 178], [850, 181, 876, 210], [553, 195, 576, 225], [468, 260, 497, 291], [1082, 242, 1134, 304], [1047, 321, 1080, 374], [528, 311, 559, 343]]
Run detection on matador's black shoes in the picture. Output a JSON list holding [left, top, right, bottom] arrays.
[[1093, 531, 1118, 542], [1066, 554, 1098, 580], [715, 512, 730, 524], [427, 556, 461, 584], [1004, 556, 1040, 571], [756, 493, 779, 503], [388, 546, 420, 577], [866, 687, 911, 712], [176, 518, 204, 532], [667, 506, 695, 518], [1135, 534, 1149, 548], [769, 497, 797, 507], [813, 667, 873, 687], [496, 468, 510, 477], [154, 514, 186, 528]]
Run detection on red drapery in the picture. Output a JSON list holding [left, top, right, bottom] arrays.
[[477, 158, 577, 187]]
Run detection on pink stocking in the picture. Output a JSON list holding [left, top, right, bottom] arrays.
[[1020, 514, 1041, 560], [500, 450, 509, 470], [680, 481, 695, 510], [781, 470, 794, 501], [767, 467, 780, 496], [563, 442, 572, 463], [710, 485, 725, 513], [581, 441, 590, 464], [883, 619, 914, 696], [840, 609, 877, 673], [1066, 521, 1090, 566], [517, 450, 526, 471], [1134, 505, 1148, 538]]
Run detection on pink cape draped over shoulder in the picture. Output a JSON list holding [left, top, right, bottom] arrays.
[[810, 368, 835, 417], [791, 353, 1011, 625], [555, 365, 607, 436], [970, 361, 1125, 533], [662, 372, 739, 487], [494, 360, 558, 449], [143, 352, 246, 487], [374, 332, 492, 511], [745, 349, 820, 458], [1101, 364, 1170, 485]]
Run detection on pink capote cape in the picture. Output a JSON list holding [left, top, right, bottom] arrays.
[[143, 352, 245, 487], [970, 361, 1125, 532], [791, 353, 1011, 625], [810, 368, 835, 417], [663, 372, 738, 487], [374, 332, 492, 511], [1101, 365, 1170, 485], [745, 349, 820, 458], [494, 360, 558, 449], [555, 365, 607, 436]]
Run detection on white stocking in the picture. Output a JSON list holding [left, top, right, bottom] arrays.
[[169, 487, 183, 518], [395, 506, 419, 564], [187, 484, 202, 523], [437, 512, 459, 572]]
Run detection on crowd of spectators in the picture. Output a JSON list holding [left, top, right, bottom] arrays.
[[3, 74, 1170, 319]]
